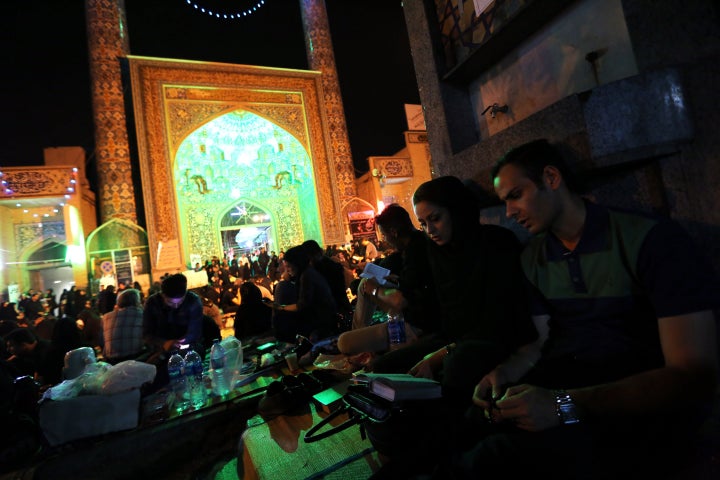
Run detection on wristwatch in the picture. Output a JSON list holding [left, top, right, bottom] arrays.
[[554, 390, 580, 425]]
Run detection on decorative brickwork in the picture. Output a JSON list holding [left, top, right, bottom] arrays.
[[300, 0, 356, 201], [128, 57, 347, 272], [86, 0, 137, 222]]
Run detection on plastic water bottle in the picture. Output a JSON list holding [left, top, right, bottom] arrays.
[[387, 312, 407, 350], [184, 348, 207, 409], [167, 352, 190, 412], [210, 339, 230, 397]]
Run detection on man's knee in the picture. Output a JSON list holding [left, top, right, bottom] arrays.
[[337, 331, 353, 354]]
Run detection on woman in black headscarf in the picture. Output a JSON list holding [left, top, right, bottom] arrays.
[[233, 281, 272, 340], [379, 176, 538, 401], [265, 245, 337, 342]]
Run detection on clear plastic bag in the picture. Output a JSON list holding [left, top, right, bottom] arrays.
[[313, 353, 357, 374], [42, 377, 85, 401], [42, 360, 156, 401], [101, 360, 157, 395], [78, 361, 113, 395]]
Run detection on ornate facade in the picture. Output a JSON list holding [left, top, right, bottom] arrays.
[[128, 57, 351, 276]]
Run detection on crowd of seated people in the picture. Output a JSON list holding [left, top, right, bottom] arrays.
[[5, 138, 715, 478], [0, 239, 380, 470], [363, 139, 719, 480]]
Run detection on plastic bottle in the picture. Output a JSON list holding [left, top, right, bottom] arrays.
[[387, 312, 407, 350], [184, 348, 207, 409], [210, 339, 230, 397], [221, 336, 243, 388], [167, 351, 190, 412]]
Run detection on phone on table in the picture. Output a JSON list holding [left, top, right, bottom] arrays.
[[256, 342, 276, 354]]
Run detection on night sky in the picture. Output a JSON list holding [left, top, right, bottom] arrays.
[[3, 0, 420, 180]]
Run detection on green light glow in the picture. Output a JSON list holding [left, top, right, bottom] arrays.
[[67, 206, 87, 267], [175, 110, 322, 261]]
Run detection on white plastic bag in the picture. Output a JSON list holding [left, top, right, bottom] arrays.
[[101, 360, 157, 395], [78, 361, 113, 395], [41, 361, 112, 400], [42, 377, 84, 401]]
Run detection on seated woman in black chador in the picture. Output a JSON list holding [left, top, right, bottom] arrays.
[[376, 176, 538, 406], [234, 281, 272, 341], [270, 277, 300, 343]]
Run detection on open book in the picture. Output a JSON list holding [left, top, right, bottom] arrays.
[[352, 373, 442, 402]]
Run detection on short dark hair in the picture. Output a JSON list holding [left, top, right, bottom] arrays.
[[161, 273, 188, 298], [491, 138, 582, 193], [117, 289, 141, 308], [375, 204, 415, 236]]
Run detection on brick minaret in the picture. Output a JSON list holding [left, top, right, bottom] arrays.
[[299, 0, 357, 201], [85, 0, 137, 222]]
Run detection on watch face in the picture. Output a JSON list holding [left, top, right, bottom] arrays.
[[559, 403, 580, 424], [555, 390, 580, 425]]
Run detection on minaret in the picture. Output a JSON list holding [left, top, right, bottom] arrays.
[[85, 0, 137, 222], [299, 0, 357, 201]]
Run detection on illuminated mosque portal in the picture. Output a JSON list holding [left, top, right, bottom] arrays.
[[175, 110, 323, 263]]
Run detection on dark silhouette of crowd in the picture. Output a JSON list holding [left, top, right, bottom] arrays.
[[6, 138, 714, 478]]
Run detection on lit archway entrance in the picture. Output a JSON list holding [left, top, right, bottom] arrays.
[[220, 201, 273, 259], [129, 58, 352, 276], [174, 110, 323, 264], [25, 240, 75, 294]]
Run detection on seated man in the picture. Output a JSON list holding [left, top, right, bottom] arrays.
[[143, 273, 204, 369], [4, 327, 59, 387], [102, 288, 145, 364], [337, 204, 439, 362], [434, 139, 719, 478], [302, 239, 352, 329]]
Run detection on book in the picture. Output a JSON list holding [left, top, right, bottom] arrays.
[[352, 373, 442, 402], [359, 262, 397, 287]]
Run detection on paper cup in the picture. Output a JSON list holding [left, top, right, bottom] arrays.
[[285, 352, 299, 371]]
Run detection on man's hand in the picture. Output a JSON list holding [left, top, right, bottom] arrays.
[[362, 277, 381, 297], [408, 348, 445, 379], [472, 366, 510, 412], [162, 339, 176, 352], [492, 384, 559, 431]]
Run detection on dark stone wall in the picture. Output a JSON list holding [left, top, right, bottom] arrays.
[[403, 0, 720, 272]]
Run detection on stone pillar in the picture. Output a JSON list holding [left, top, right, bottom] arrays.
[[299, 0, 357, 201], [85, 0, 137, 222]]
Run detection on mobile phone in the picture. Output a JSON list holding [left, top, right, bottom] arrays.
[[256, 342, 276, 354]]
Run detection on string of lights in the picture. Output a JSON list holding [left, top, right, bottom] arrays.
[[183, 0, 267, 19]]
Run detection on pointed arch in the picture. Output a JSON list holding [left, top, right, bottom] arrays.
[[85, 218, 151, 295]]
